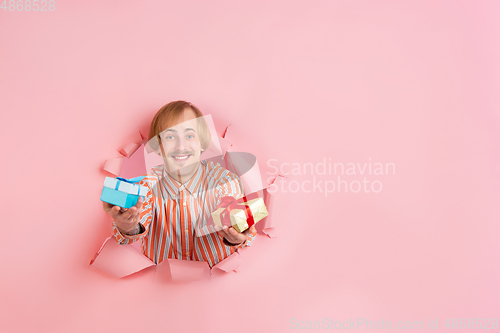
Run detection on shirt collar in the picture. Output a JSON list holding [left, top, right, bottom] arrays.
[[161, 162, 204, 199]]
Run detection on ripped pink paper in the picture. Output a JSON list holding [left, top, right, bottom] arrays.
[[212, 252, 241, 273], [119, 142, 141, 158], [90, 237, 154, 279], [91, 237, 212, 281], [120, 144, 147, 178], [103, 157, 123, 176]]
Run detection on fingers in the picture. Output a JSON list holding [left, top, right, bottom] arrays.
[[217, 226, 237, 240], [222, 226, 246, 244], [102, 201, 114, 212], [123, 210, 134, 221], [228, 227, 239, 236], [134, 196, 144, 209], [118, 198, 143, 221], [120, 206, 140, 221], [241, 225, 256, 237], [102, 202, 123, 214], [217, 226, 230, 238], [102, 202, 120, 219], [102, 200, 142, 223]]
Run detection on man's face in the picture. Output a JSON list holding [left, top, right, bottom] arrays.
[[158, 108, 203, 182]]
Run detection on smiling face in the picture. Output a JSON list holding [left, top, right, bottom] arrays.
[[158, 107, 203, 183]]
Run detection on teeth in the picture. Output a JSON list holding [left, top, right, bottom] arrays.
[[174, 155, 189, 160]]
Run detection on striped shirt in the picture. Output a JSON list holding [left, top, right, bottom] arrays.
[[112, 160, 256, 267]]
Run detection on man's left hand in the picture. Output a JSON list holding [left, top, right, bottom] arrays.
[[218, 225, 256, 246]]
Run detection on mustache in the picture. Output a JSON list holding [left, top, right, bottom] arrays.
[[168, 150, 194, 157]]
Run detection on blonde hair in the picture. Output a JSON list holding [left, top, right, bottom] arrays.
[[148, 101, 211, 152]]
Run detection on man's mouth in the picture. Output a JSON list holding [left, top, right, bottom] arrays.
[[171, 154, 191, 162]]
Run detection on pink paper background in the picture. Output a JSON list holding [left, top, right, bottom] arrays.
[[1, 1, 499, 332]]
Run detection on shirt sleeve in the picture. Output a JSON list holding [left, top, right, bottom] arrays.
[[112, 178, 154, 245], [242, 226, 257, 248], [216, 169, 245, 200], [215, 169, 256, 249]]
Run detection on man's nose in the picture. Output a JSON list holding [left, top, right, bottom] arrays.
[[174, 136, 186, 150]]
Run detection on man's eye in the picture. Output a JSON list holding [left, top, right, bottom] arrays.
[[166, 136, 174, 140], [187, 134, 194, 139]]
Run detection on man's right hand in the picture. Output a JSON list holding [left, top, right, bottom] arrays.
[[102, 197, 144, 235]]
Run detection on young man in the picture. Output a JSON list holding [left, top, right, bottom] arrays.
[[102, 101, 256, 267]]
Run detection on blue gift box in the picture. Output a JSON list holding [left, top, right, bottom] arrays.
[[100, 176, 147, 208]]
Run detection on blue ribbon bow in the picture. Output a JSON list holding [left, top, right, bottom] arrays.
[[115, 176, 145, 196]]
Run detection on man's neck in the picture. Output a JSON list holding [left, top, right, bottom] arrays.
[[165, 162, 201, 184]]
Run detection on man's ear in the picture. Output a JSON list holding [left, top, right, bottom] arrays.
[[156, 138, 164, 156]]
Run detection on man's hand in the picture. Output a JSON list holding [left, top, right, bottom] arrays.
[[102, 197, 144, 235], [218, 225, 256, 246]]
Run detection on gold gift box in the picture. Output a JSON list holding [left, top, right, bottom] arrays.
[[212, 197, 269, 233]]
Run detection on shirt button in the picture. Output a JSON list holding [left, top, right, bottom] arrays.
[[183, 201, 186, 206]]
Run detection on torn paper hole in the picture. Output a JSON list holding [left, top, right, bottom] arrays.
[[94, 117, 278, 280]]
